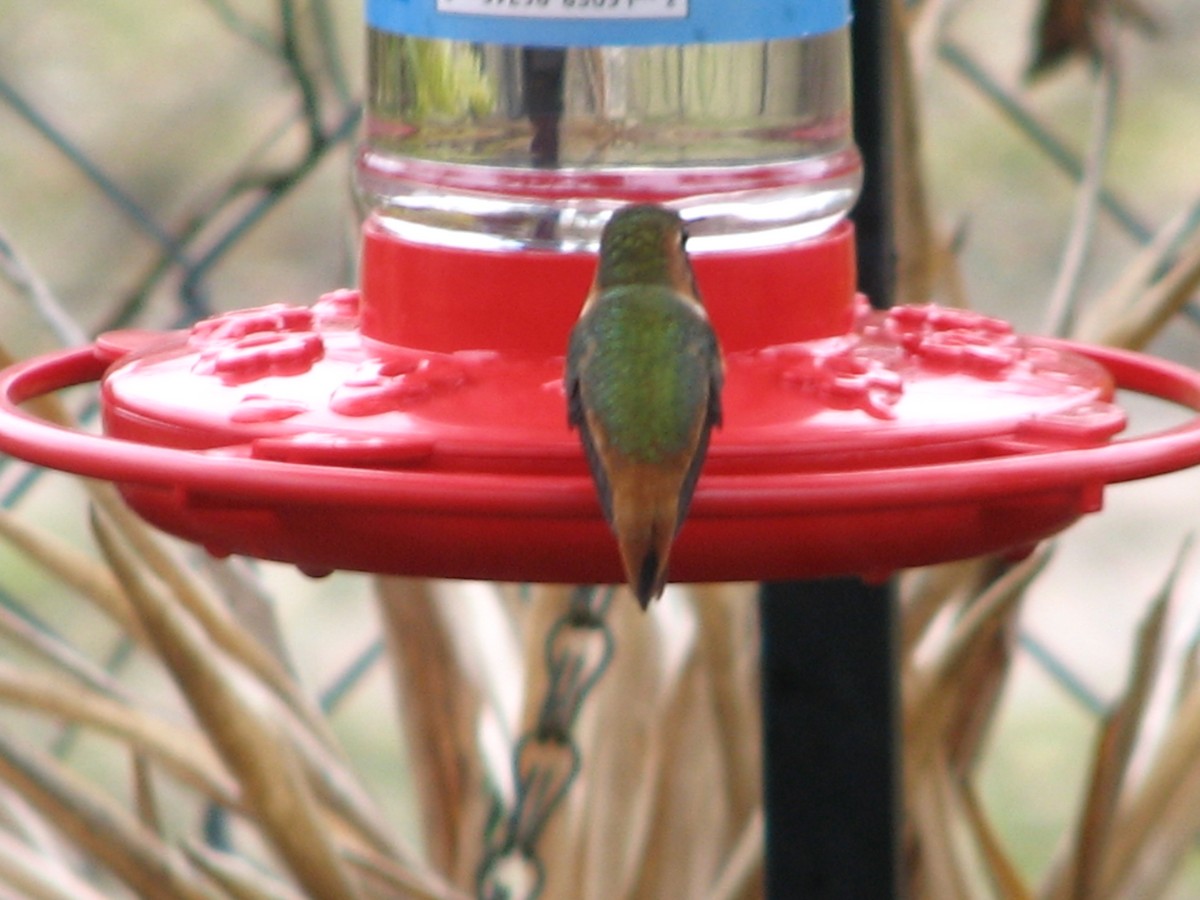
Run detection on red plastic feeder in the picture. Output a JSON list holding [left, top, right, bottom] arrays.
[[2, 216, 1200, 585]]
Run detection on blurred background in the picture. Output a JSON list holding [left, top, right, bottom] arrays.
[[1, 0, 1200, 896]]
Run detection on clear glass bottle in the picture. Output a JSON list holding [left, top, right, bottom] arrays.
[[358, 0, 860, 252]]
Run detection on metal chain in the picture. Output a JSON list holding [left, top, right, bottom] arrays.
[[476, 585, 617, 900]]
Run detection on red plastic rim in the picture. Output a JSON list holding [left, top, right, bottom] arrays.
[[0, 338, 1198, 510]]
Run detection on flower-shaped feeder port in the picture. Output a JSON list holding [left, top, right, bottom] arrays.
[[1, 219, 1200, 586]]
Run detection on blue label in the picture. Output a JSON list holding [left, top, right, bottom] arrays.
[[368, 0, 850, 46]]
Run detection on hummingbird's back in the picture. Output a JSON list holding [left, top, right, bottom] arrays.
[[568, 284, 719, 465]]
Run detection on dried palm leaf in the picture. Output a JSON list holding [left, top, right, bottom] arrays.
[[1042, 55, 1119, 337], [900, 557, 1006, 660], [340, 842, 473, 900], [1079, 226, 1200, 350], [183, 840, 309, 900], [1080, 556, 1200, 897], [0, 827, 111, 900], [82, 493, 405, 866], [959, 780, 1034, 900], [1073, 200, 1200, 346], [131, 753, 160, 839], [908, 752, 984, 899], [0, 661, 238, 808], [1027, 0, 1159, 79], [906, 547, 1051, 770], [1042, 545, 1176, 899], [890, 0, 972, 310], [91, 501, 368, 899], [904, 0, 971, 78], [905, 552, 1051, 897], [201, 557, 295, 678], [0, 784, 68, 864], [689, 583, 760, 833], [85, 486, 313, 732], [0, 507, 141, 638], [0, 603, 134, 704], [572, 588, 667, 900], [0, 729, 217, 900], [375, 576, 486, 882], [636, 649, 732, 899], [706, 806, 763, 900]]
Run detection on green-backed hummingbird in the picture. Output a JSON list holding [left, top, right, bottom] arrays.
[[565, 205, 724, 609]]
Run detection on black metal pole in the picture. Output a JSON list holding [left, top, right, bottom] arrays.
[[759, 1, 900, 897], [849, 0, 897, 312], [760, 580, 899, 898]]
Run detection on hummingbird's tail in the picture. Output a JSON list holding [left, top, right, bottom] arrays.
[[610, 466, 681, 609], [634, 547, 667, 611]]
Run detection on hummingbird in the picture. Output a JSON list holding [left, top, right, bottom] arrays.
[[565, 205, 724, 609]]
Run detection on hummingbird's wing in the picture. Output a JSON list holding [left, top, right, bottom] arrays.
[[566, 328, 615, 523], [673, 324, 723, 532]]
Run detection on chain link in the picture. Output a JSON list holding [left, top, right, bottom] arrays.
[[477, 585, 616, 900]]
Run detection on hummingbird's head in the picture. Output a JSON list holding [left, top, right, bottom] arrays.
[[594, 205, 698, 299]]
